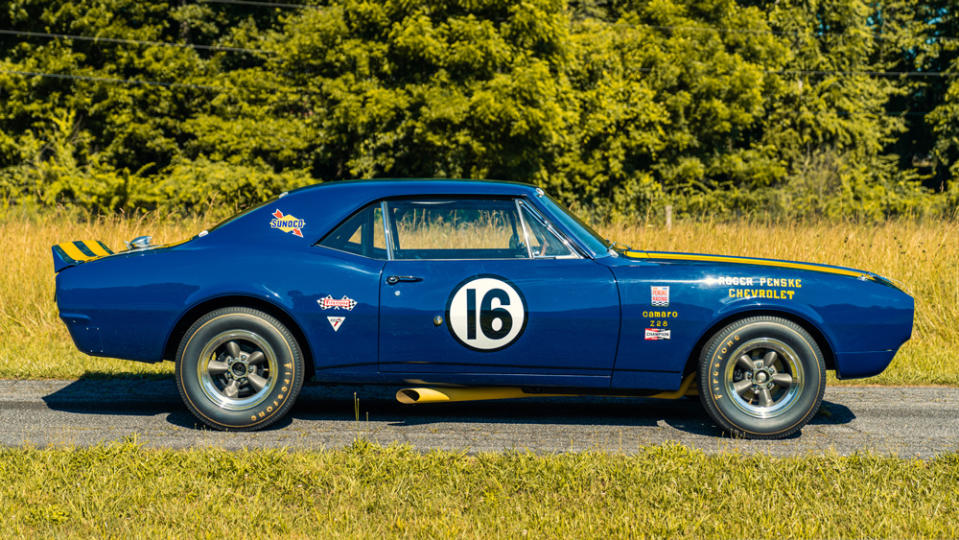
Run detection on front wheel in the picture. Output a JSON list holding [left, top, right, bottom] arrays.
[[175, 307, 305, 431], [697, 316, 825, 439]]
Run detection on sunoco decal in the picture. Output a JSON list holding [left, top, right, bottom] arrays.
[[270, 209, 306, 238], [446, 275, 527, 352], [645, 328, 671, 341], [318, 295, 357, 311], [651, 286, 670, 307]]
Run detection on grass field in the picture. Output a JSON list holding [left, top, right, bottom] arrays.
[[1, 214, 956, 384], [1, 440, 956, 538]]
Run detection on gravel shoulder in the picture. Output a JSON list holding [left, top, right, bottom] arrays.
[[0, 379, 957, 457]]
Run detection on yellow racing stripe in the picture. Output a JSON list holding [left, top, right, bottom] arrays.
[[57, 242, 96, 262], [83, 240, 111, 257], [625, 251, 869, 279]]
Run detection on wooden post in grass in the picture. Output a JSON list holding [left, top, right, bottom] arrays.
[[665, 205, 673, 231]]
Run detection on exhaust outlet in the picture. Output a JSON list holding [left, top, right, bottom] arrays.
[[395, 374, 697, 405], [395, 387, 566, 404]]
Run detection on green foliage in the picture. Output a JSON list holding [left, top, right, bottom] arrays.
[[0, 0, 957, 219]]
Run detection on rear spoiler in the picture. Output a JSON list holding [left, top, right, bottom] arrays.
[[52, 240, 114, 273]]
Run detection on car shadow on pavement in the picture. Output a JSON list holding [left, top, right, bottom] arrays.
[[41, 377, 855, 438]]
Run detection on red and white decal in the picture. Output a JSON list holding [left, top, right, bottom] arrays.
[[327, 316, 345, 332], [644, 328, 671, 341], [318, 295, 357, 311], [651, 286, 670, 307]]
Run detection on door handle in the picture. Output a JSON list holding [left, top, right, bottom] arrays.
[[386, 275, 423, 285]]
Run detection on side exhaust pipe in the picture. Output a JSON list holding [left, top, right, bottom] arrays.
[[395, 387, 568, 404], [395, 374, 697, 404]]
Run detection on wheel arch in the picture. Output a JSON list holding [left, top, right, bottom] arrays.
[[163, 295, 315, 377], [682, 309, 836, 377]]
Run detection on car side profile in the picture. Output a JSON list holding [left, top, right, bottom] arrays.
[[52, 180, 914, 438]]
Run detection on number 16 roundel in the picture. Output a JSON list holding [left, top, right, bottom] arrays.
[[446, 275, 528, 351]]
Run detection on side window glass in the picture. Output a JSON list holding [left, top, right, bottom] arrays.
[[317, 203, 387, 259], [386, 198, 528, 260], [520, 203, 574, 258]]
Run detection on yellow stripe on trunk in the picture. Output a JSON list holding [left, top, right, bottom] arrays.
[[83, 240, 111, 257], [57, 242, 96, 262]]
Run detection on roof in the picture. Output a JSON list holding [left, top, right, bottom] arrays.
[[287, 178, 540, 199]]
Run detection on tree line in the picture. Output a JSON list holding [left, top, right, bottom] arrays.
[[1, 0, 958, 220]]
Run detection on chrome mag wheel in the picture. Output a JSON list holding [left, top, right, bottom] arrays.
[[724, 338, 804, 419], [196, 329, 279, 411]]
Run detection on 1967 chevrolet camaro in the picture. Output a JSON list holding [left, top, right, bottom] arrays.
[[52, 180, 914, 438]]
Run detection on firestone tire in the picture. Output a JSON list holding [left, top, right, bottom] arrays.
[[175, 307, 305, 431], [697, 316, 825, 439]]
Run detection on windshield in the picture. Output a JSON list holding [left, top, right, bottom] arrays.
[[540, 195, 613, 256]]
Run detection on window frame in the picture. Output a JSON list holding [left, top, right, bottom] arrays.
[[515, 200, 580, 260], [383, 196, 532, 261], [314, 202, 389, 260], [315, 195, 586, 262]]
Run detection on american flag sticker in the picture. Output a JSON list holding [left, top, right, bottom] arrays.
[[651, 286, 670, 307]]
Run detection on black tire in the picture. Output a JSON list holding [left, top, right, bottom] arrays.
[[175, 307, 305, 431], [697, 316, 825, 439]]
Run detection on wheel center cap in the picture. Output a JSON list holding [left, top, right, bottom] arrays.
[[755, 371, 769, 384], [231, 363, 247, 377]]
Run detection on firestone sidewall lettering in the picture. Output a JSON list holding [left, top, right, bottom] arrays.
[[447, 276, 527, 351]]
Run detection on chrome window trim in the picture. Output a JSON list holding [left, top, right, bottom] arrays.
[[514, 199, 534, 259], [517, 200, 581, 259], [381, 200, 395, 261]]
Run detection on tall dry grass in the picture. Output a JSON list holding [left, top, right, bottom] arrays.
[[0, 213, 205, 378], [1, 214, 956, 383]]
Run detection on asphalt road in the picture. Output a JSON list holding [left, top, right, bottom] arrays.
[[0, 379, 956, 457]]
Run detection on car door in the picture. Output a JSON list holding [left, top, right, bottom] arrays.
[[378, 196, 620, 378]]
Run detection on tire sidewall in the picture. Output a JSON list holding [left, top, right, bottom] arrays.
[[699, 318, 825, 438], [176, 309, 304, 430]]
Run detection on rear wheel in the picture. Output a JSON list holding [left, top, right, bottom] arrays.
[[697, 316, 825, 439], [175, 307, 304, 431]]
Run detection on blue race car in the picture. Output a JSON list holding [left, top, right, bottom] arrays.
[[52, 180, 914, 438]]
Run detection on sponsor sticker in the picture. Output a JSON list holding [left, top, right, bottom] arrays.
[[327, 316, 345, 332], [318, 295, 357, 311], [651, 286, 670, 307], [270, 209, 306, 238], [645, 328, 671, 341]]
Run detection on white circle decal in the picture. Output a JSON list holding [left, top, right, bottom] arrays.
[[446, 276, 527, 351]]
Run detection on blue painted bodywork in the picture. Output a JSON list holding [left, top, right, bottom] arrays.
[[54, 180, 914, 392]]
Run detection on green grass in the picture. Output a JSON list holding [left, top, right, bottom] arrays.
[[1, 440, 957, 538], [2, 214, 957, 383]]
